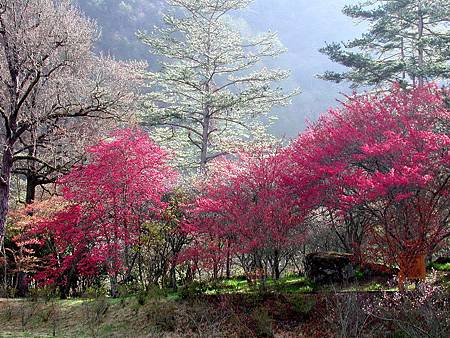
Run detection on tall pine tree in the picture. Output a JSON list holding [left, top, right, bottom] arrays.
[[319, 0, 450, 88], [139, 0, 297, 170]]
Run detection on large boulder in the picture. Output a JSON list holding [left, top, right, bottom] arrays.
[[305, 252, 355, 285]]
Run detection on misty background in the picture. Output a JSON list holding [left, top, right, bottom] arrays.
[[75, 0, 363, 137]]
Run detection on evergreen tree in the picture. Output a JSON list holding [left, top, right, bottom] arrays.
[[139, 0, 297, 170], [319, 0, 450, 88]]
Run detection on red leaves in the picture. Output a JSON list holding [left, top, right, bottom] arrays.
[[22, 85, 450, 285], [30, 128, 176, 286], [286, 84, 450, 265], [183, 147, 305, 268]]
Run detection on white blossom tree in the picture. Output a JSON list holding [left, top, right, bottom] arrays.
[[0, 0, 145, 245], [139, 0, 298, 170]]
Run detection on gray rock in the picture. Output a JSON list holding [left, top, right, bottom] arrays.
[[305, 252, 355, 285]]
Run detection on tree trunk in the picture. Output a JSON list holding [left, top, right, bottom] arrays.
[[0, 141, 14, 247], [417, 4, 424, 88], [59, 284, 69, 300], [170, 261, 177, 291], [226, 240, 231, 279], [400, 37, 405, 80], [110, 274, 119, 298], [213, 259, 218, 280], [200, 111, 211, 169], [273, 249, 281, 280], [25, 174, 37, 205]]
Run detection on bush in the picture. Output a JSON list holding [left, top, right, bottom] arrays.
[[366, 282, 383, 291], [0, 286, 16, 298], [136, 289, 147, 306], [429, 262, 450, 271], [325, 291, 371, 338], [178, 281, 208, 299], [29, 286, 57, 302], [250, 307, 273, 337], [365, 282, 449, 337], [288, 294, 315, 316], [83, 285, 108, 299], [355, 268, 364, 280]]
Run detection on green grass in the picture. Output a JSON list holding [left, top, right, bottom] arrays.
[[201, 275, 314, 295], [166, 290, 180, 301], [429, 262, 450, 271]]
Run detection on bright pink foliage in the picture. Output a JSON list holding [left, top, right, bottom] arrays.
[[25, 85, 450, 286], [183, 148, 305, 275], [31, 129, 175, 286], [285, 84, 450, 265]]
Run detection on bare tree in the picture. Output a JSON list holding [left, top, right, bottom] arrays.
[[0, 0, 145, 245]]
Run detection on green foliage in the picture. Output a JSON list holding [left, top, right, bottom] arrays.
[[136, 290, 147, 306], [178, 281, 208, 299], [365, 282, 383, 292], [355, 268, 364, 280], [28, 287, 57, 302], [268, 276, 315, 293], [83, 285, 108, 299], [250, 307, 274, 337], [0, 286, 16, 298], [392, 331, 410, 338], [319, 0, 450, 87], [429, 262, 450, 271], [288, 294, 316, 316]]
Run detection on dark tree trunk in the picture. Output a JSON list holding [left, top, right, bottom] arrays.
[[0, 141, 14, 247], [170, 261, 177, 291], [213, 260, 218, 280], [417, 6, 424, 88], [226, 241, 231, 279], [110, 275, 119, 298], [15, 272, 29, 297], [200, 112, 211, 169], [25, 174, 37, 205], [273, 249, 281, 280], [185, 264, 193, 284]]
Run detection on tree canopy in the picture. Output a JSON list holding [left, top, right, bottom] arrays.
[[319, 0, 450, 87]]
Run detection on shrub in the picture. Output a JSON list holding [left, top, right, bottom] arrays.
[[250, 307, 274, 337], [365, 282, 449, 337], [325, 290, 371, 338], [288, 294, 315, 316], [178, 281, 207, 299], [83, 285, 108, 299], [429, 262, 450, 271]]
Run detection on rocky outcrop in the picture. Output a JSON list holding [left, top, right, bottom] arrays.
[[305, 252, 355, 284]]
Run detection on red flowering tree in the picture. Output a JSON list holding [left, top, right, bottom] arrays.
[[285, 84, 450, 276], [183, 148, 305, 280], [28, 129, 176, 297], [1, 197, 68, 296]]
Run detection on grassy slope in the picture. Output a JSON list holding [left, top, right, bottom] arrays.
[[0, 271, 448, 338], [0, 277, 319, 338]]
